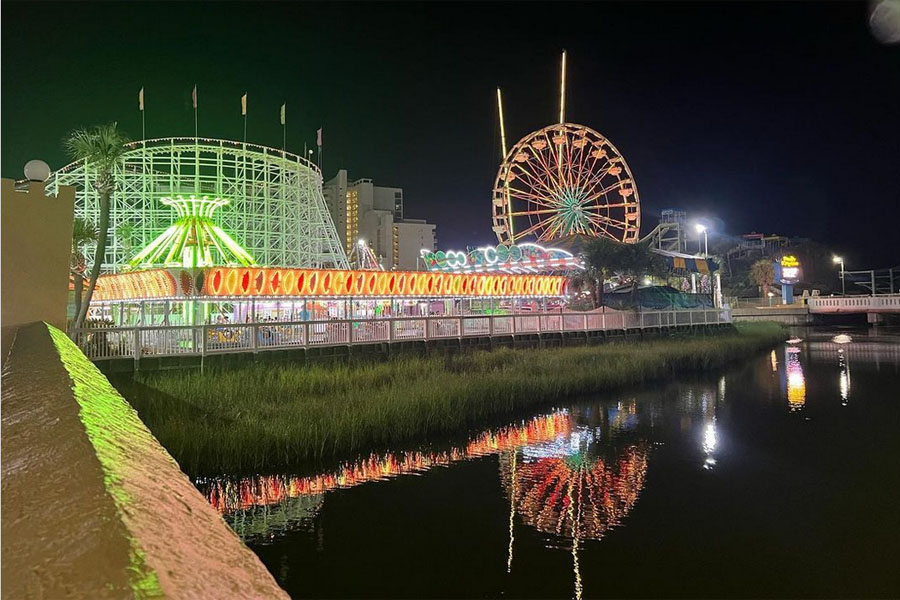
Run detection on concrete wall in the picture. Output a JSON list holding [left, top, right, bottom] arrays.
[[730, 305, 811, 325], [1, 322, 288, 599], [1, 179, 75, 339]]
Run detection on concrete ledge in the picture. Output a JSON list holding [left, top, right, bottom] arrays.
[[1, 322, 288, 599], [731, 305, 811, 325]]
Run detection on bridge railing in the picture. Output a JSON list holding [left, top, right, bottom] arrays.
[[70, 308, 732, 362], [808, 294, 900, 314]]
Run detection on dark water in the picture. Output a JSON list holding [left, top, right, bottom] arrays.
[[197, 326, 900, 598]]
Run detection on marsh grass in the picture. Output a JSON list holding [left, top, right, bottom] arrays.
[[120, 322, 785, 475]]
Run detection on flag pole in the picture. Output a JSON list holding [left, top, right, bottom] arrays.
[[281, 103, 286, 153], [139, 87, 146, 141], [242, 93, 248, 145], [192, 84, 199, 193], [193, 84, 199, 139], [317, 126, 323, 171]]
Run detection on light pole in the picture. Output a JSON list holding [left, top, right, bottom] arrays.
[[695, 224, 708, 256], [833, 255, 845, 296]]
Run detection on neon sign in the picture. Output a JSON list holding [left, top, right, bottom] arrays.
[[776, 255, 802, 284], [421, 243, 581, 274]]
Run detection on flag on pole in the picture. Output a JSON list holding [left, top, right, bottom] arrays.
[[241, 93, 247, 116], [192, 84, 198, 109], [139, 88, 144, 111], [280, 104, 286, 126], [316, 127, 323, 147]]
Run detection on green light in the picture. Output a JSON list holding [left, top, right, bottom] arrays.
[[47, 324, 163, 597], [129, 195, 255, 269], [555, 186, 589, 235]]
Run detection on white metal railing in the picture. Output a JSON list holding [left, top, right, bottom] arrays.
[[808, 294, 900, 314], [71, 308, 732, 361]]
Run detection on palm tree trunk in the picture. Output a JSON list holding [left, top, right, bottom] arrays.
[[71, 272, 84, 332], [74, 192, 109, 329]]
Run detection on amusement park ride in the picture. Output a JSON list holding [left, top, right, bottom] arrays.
[[423, 51, 713, 290], [347, 239, 384, 271], [492, 52, 640, 246], [48, 51, 730, 363]]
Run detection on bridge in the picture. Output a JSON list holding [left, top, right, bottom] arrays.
[[808, 294, 900, 323]]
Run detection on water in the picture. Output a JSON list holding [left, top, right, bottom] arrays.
[[197, 326, 900, 598]]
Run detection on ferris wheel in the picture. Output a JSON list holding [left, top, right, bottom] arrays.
[[491, 52, 641, 245]]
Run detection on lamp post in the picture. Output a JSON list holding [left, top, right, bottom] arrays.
[[695, 223, 708, 256], [833, 255, 845, 296]]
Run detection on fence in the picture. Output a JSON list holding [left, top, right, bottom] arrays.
[[808, 294, 900, 314], [71, 308, 732, 362]]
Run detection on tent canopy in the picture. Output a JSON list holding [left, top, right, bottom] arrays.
[[603, 285, 714, 310]]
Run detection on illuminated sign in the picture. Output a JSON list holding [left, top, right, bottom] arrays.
[[776, 255, 802, 285], [421, 243, 582, 274]]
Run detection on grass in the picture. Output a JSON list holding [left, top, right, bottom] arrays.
[[119, 322, 786, 476]]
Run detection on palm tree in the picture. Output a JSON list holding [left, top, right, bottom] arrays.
[[568, 265, 604, 309], [70, 217, 98, 331], [65, 123, 129, 329], [581, 237, 668, 306], [116, 222, 137, 257], [750, 259, 775, 299]]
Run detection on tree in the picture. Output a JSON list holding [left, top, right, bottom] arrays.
[[750, 259, 775, 298], [568, 263, 604, 309], [65, 123, 129, 329], [578, 237, 668, 307], [70, 217, 98, 331], [116, 221, 136, 257]]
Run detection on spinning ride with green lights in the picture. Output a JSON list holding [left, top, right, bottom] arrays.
[[129, 195, 256, 269]]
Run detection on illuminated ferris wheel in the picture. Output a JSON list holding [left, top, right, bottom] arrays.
[[491, 52, 641, 245]]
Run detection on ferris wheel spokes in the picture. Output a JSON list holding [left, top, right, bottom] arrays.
[[492, 120, 640, 244]]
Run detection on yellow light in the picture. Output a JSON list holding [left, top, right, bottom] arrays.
[[559, 50, 567, 124], [497, 87, 508, 159]]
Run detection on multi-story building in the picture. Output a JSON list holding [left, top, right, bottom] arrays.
[[392, 219, 436, 271], [323, 169, 435, 270]]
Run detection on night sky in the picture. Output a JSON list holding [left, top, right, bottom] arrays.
[[3, 2, 898, 266]]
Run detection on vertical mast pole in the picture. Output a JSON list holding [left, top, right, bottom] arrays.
[[497, 87, 514, 241], [497, 87, 508, 159], [556, 50, 567, 217], [559, 50, 567, 124]]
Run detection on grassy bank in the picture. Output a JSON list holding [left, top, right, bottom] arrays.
[[120, 322, 786, 475]]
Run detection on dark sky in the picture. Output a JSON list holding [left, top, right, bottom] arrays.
[[3, 2, 898, 266]]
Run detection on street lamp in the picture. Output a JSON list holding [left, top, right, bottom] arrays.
[[833, 255, 845, 296], [695, 223, 708, 256]]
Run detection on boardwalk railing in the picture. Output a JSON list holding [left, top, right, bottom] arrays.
[[71, 308, 731, 362]]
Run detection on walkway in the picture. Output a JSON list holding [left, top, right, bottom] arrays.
[[72, 308, 732, 362]]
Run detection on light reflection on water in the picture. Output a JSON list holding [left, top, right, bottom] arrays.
[[197, 326, 900, 599], [199, 411, 573, 542], [199, 390, 722, 550]]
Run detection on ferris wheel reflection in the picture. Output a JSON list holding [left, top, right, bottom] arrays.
[[499, 403, 651, 600]]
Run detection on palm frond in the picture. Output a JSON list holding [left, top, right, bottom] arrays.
[[64, 122, 130, 171], [72, 217, 99, 246]]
